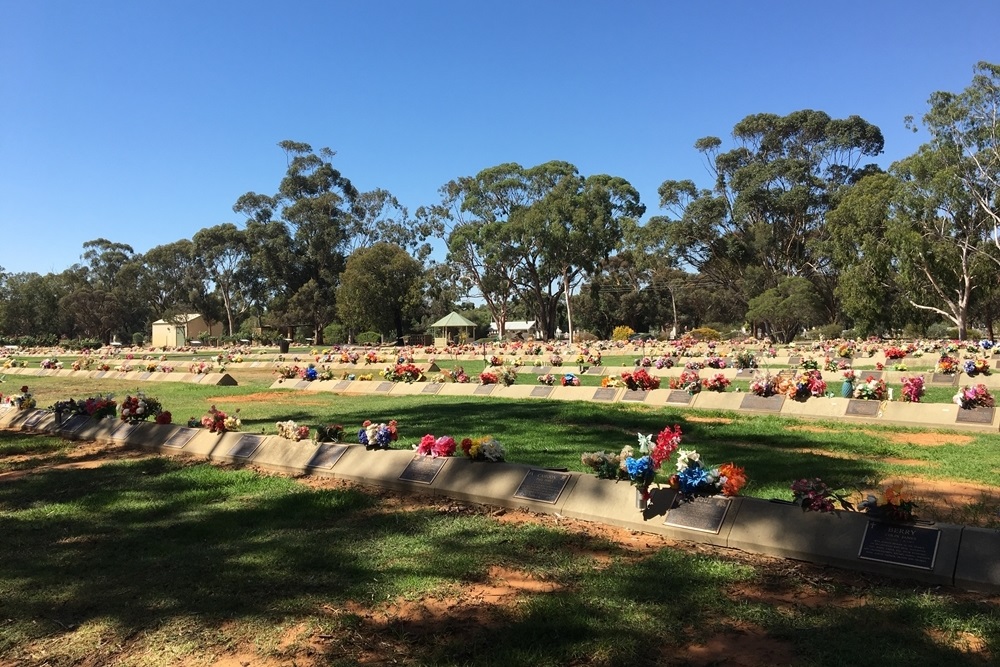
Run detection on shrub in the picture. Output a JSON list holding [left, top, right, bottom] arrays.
[[575, 331, 598, 343], [611, 325, 635, 341], [356, 331, 381, 345], [688, 327, 721, 341], [813, 324, 843, 340], [323, 323, 348, 344]]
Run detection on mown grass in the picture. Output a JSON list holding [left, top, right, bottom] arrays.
[[0, 455, 998, 666]]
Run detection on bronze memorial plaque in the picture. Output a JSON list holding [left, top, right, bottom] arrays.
[[228, 434, 265, 458], [398, 456, 447, 485], [421, 384, 442, 394], [295, 380, 312, 389], [787, 355, 801, 366], [593, 388, 617, 401], [474, 385, 494, 395], [846, 399, 881, 417], [531, 386, 553, 398], [308, 443, 348, 469], [622, 389, 648, 402], [666, 390, 692, 404], [333, 380, 352, 390], [930, 373, 955, 384], [585, 367, 604, 375], [956, 407, 995, 424], [513, 469, 571, 504], [740, 394, 784, 411], [23, 411, 44, 429], [59, 414, 89, 434], [664, 496, 732, 534], [163, 428, 197, 449], [111, 421, 140, 441], [375, 382, 393, 392], [858, 520, 940, 570]]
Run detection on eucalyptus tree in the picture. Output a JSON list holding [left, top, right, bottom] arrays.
[[140, 240, 206, 325], [336, 242, 425, 340], [655, 110, 884, 317], [191, 224, 250, 335]]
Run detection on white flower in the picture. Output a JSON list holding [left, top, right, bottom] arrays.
[[675, 449, 701, 471]]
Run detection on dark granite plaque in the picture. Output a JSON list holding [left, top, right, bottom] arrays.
[[112, 421, 140, 440], [228, 434, 265, 458], [422, 383, 442, 394], [622, 389, 648, 402], [665, 390, 692, 404], [334, 380, 352, 390], [293, 380, 310, 389], [787, 355, 802, 366], [739, 394, 784, 411], [996, 360, 1000, 370], [375, 382, 393, 392], [664, 495, 732, 534], [593, 388, 617, 401], [858, 520, 940, 570], [585, 366, 604, 375], [956, 407, 996, 424], [531, 386, 553, 398], [59, 414, 89, 433], [930, 373, 954, 384], [859, 370, 883, 380], [138, 372, 152, 380], [846, 399, 881, 417], [474, 384, 494, 395], [163, 428, 197, 449], [23, 411, 44, 429], [513, 469, 570, 504], [307, 443, 348, 469], [398, 456, 446, 485]]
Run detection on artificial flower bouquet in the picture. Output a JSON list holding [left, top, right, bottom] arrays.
[[884, 346, 908, 360], [963, 358, 991, 377], [276, 419, 310, 441], [358, 419, 399, 449], [489, 355, 504, 367], [538, 373, 556, 386], [415, 434, 456, 457], [654, 356, 675, 370], [668, 370, 701, 394], [799, 358, 820, 371], [702, 373, 731, 392], [381, 363, 425, 383], [705, 356, 727, 369], [860, 484, 917, 522], [298, 364, 319, 381], [549, 354, 563, 367], [580, 449, 628, 481], [83, 394, 118, 419], [203, 405, 241, 433], [620, 368, 660, 391], [461, 436, 506, 461], [900, 376, 925, 403], [635, 356, 653, 368], [780, 370, 826, 401], [734, 349, 757, 369], [479, 370, 498, 385], [316, 423, 345, 442], [624, 425, 683, 504], [668, 450, 746, 498], [561, 373, 581, 387], [790, 478, 855, 512], [119, 393, 166, 423], [601, 376, 626, 389], [748, 373, 779, 398], [853, 376, 888, 400], [11, 386, 36, 411], [953, 384, 995, 409]]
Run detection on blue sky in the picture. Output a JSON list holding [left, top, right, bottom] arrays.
[[2, 0, 998, 276]]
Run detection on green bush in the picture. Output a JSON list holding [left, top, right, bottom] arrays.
[[323, 323, 348, 345], [688, 327, 721, 341], [356, 331, 382, 345], [575, 331, 598, 343]]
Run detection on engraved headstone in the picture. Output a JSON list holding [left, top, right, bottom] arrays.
[[398, 456, 447, 485], [228, 434, 265, 458], [513, 469, 570, 504], [858, 370, 883, 380], [308, 443, 348, 469], [112, 421, 140, 441], [593, 388, 616, 401], [531, 386, 553, 398], [858, 520, 940, 570], [474, 385, 494, 395], [163, 428, 197, 449], [59, 414, 89, 434], [846, 399, 881, 417], [664, 495, 732, 534], [956, 407, 995, 424], [23, 411, 44, 429]]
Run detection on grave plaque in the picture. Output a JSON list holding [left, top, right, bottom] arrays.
[[23, 411, 44, 429], [308, 443, 348, 469], [858, 520, 940, 570], [295, 380, 312, 389], [622, 389, 648, 402], [421, 383, 442, 394], [94, 371, 107, 379], [112, 421, 140, 440], [930, 373, 955, 384], [531, 386, 553, 398], [474, 385, 494, 395], [593, 388, 617, 401], [162, 428, 197, 449], [846, 399, 881, 417], [138, 372, 152, 380], [787, 355, 802, 366], [664, 495, 732, 534], [585, 366, 604, 375], [398, 456, 446, 485], [739, 394, 784, 411], [956, 407, 996, 424], [334, 380, 352, 391], [228, 434, 265, 458], [513, 469, 570, 504], [59, 414, 89, 434], [375, 382, 393, 392], [666, 390, 692, 404], [996, 360, 1000, 370], [858, 370, 883, 380]]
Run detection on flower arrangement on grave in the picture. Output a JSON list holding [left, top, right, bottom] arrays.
[[705, 356, 727, 369], [415, 434, 456, 458], [364, 351, 383, 365], [296, 364, 319, 381], [860, 484, 917, 522], [575, 353, 586, 366], [620, 368, 660, 391], [790, 478, 855, 512], [734, 349, 757, 369], [318, 368, 336, 381], [623, 425, 684, 504], [580, 449, 629, 480], [668, 450, 747, 498], [601, 375, 626, 388], [963, 358, 991, 377], [83, 394, 118, 419], [381, 363, 425, 383], [779, 370, 826, 401], [702, 373, 731, 392], [836, 343, 853, 359], [316, 423, 344, 442], [39, 358, 62, 370], [799, 357, 820, 371], [479, 370, 498, 385], [340, 351, 360, 364], [189, 361, 214, 375], [274, 364, 297, 380], [548, 354, 563, 367], [96, 362, 111, 372], [587, 352, 602, 366], [357, 419, 398, 449], [561, 373, 581, 387], [71, 357, 94, 371], [119, 393, 165, 423], [49, 398, 87, 418], [2, 358, 25, 369], [635, 356, 653, 368], [489, 355, 504, 367], [748, 373, 779, 398], [684, 360, 705, 371], [203, 406, 241, 433], [276, 420, 310, 441], [654, 356, 675, 370], [953, 384, 995, 409], [853, 376, 888, 401], [900, 376, 925, 403], [981, 339, 995, 351], [11, 386, 36, 411], [884, 346, 907, 360], [460, 436, 506, 461], [669, 370, 702, 394], [538, 373, 556, 386], [115, 362, 134, 373]]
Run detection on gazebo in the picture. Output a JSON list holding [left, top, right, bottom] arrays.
[[429, 312, 477, 347]]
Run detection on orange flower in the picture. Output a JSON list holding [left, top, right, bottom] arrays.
[[718, 462, 747, 497]]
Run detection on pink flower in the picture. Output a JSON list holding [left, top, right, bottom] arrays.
[[417, 433, 436, 455], [432, 436, 456, 457]]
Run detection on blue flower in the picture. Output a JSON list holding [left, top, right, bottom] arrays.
[[305, 367, 318, 381], [980, 339, 994, 350], [964, 360, 977, 374], [357, 428, 369, 445], [677, 464, 709, 494], [374, 427, 392, 448]]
